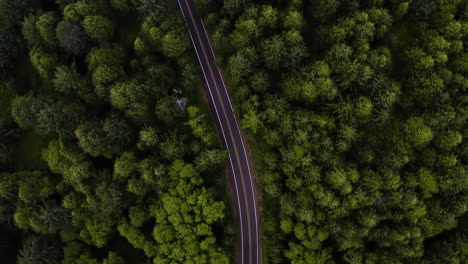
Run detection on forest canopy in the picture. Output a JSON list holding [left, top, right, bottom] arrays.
[[0, 0, 233, 263], [0, 0, 467, 263], [199, 0, 468, 263]]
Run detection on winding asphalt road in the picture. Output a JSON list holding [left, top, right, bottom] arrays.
[[177, 0, 262, 263]]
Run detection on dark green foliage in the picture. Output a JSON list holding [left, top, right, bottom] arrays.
[[155, 96, 186, 122], [0, 121, 20, 164], [11, 96, 85, 138], [109, 0, 130, 13], [158, 131, 186, 161], [0, 0, 32, 29], [75, 113, 134, 158], [195, 149, 228, 172], [17, 236, 60, 264], [22, 14, 42, 48], [36, 200, 72, 234], [135, 0, 177, 16], [0, 197, 14, 223], [224, 0, 247, 13], [1, 0, 232, 262], [56, 21, 89, 55], [52, 64, 81, 94], [11, 95, 45, 131], [422, 214, 468, 264], [0, 31, 19, 73]]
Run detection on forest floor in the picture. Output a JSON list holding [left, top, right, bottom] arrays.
[[0, 85, 14, 122], [2, 54, 51, 171], [12, 131, 50, 170]]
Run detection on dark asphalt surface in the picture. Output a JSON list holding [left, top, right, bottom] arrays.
[[178, 0, 262, 263]]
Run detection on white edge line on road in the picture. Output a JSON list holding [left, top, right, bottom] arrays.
[[177, 0, 245, 262], [200, 12, 260, 264]]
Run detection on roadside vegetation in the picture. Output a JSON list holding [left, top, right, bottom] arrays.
[[199, 0, 468, 263], [0, 0, 233, 263]]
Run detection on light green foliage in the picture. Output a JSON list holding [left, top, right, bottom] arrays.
[[87, 44, 125, 71], [85, 217, 113, 248], [417, 168, 438, 198], [162, 30, 189, 57], [103, 252, 125, 264], [113, 152, 138, 181], [436, 130, 462, 150], [92, 64, 119, 85], [118, 221, 146, 249], [202, 0, 468, 263], [148, 27, 163, 47], [29, 48, 59, 79], [134, 37, 149, 56], [282, 61, 335, 104], [17, 171, 54, 204], [42, 140, 92, 186], [137, 127, 159, 151], [242, 108, 262, 133], [110, 80, 154, 121], [82, 15, 114, 42], [283, 10, 304, 30], [394, 2, 409, 19], [261, 35, 285, 70], [187, 106, 217, 147], [129, 205, 148, 227], [326, 168, 353, 195], [355, 96, 373, 118], [36, 12, 59, 47], [86, 44, 125, 96], [64, 1, 99, 23], [404, 117, 434, 147], [143, 160, 227, 263], [258, 5, 278, 29]]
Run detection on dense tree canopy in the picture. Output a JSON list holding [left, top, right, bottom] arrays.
[[0, 0, 232, 263], [1, 0, 467, 263], [201, 0, 468, 263]]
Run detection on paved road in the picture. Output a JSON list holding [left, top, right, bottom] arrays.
[[177, 1, 262, 263]]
